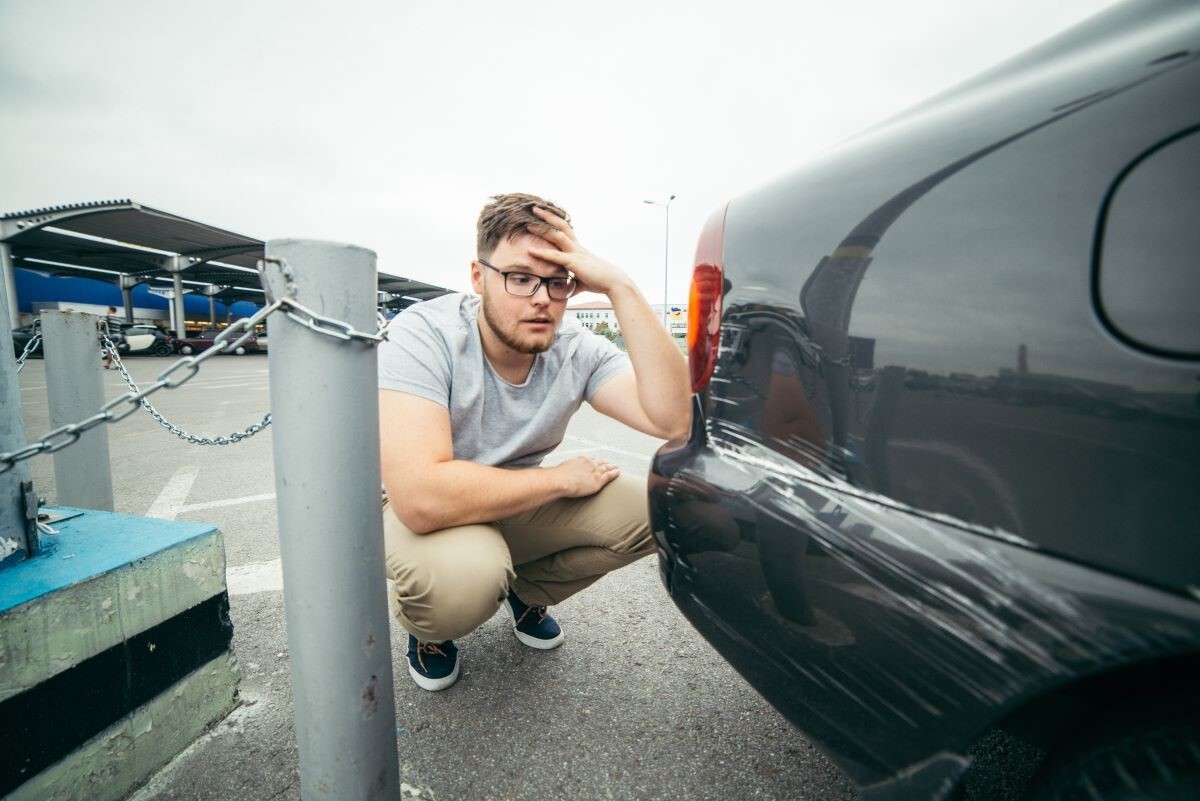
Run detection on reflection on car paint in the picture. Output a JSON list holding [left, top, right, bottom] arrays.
[[660, 411, 1200, 773], [650, 7, 1200, 794]]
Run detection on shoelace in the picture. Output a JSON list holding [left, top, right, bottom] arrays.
[[514, 605, 548, 627], [415, 641, 448, 672]]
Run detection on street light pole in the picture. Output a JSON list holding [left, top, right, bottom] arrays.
[[643, 194, 675, 332]]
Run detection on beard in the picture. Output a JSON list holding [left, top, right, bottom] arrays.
[[479, 290, 555, 355]]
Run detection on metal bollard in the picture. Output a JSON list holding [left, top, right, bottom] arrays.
[[0, 297, 34, 560], [41, 311, 114, 511], [0, 242, 18, 334], [264, 239, 399, 801]]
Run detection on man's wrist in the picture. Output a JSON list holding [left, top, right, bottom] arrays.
[[604, 278, 641, 304], [540, 463, 568, 499]]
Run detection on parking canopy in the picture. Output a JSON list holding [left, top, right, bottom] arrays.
[[0, 199, 452, 326]]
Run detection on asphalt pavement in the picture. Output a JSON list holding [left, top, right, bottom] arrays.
[[13, 353, 859, 801]]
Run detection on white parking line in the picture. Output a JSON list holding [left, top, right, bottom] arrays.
[[178, 493, 276, 513], [554, 435, 654, 465], [190, 382, 271, 391], [145, 466, 199, 520], [227, 559, 283, 595], [227, 559, 393, 598], [549, 447, 651, 467]]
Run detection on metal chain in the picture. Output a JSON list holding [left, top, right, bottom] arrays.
[[258, 255, 387, 344], [102, 330, 273, 446], [2, 301, 279, 474], [14, 326, 42, 373], [2, 257, 388, 474], [277, 298, 386, 345]]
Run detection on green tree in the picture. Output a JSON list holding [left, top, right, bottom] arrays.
[[594, 320, 618, 343]]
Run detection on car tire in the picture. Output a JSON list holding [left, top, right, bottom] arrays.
[[179, 344, 194, 355], [1026, 720, 1200, 801], [234, 346, 246, 356], [152, 342, 172, 356]]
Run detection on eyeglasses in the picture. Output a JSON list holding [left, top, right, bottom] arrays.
[[479, 259, 577, 301]]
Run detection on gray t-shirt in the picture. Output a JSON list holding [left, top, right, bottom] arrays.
[[378, 293, 630, 468]]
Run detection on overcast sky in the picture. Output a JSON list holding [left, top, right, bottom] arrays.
[[0, 0, 1119, 305]]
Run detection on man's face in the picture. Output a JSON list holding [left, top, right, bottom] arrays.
[[472, 233, 569, 355]]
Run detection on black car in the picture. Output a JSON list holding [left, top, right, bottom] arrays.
[[650, 2, 1200, 800]]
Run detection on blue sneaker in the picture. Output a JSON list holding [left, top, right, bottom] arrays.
[[507, 589, 564, 650], [406, 635, 459, 691]]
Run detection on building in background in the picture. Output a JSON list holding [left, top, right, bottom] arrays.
[[565, 300, 619, 333], [567, 300, 689, 338]]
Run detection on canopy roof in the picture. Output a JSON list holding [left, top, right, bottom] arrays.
[[1, 199, 452, 308]]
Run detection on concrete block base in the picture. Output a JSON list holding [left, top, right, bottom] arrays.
[[0, 507, 240, 798], [7, 652, 240, 801]]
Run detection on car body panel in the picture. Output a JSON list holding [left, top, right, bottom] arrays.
[[117, 325, 174, 356], [705, 2, 1200, 592], [649, 0, 1200, 794], [654, 414, 1200, 786], [124, 333, 157, 351]]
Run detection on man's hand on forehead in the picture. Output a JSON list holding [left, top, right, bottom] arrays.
[[524, 233, 573, 276], [524, 206, 627, 296]]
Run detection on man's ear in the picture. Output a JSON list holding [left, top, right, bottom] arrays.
[[470, 259, 485, 295]]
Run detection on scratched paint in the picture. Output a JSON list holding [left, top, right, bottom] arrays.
[[656, 411, 1200, 780]]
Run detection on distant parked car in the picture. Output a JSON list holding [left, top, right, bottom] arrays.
[[174, 327, 259, 356], [650, 2, 1200, 800], [11, 323, 112, 359], [11, 321, 172, 359], [115, 324, 174, 357]]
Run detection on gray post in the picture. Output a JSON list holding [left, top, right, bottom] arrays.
[[663, 197, 671, 331], [119, 274, 140, 323], [41, 311, 114, 511], [0, 242, 19, 329], [643, 194, 675, 331], [201, 285, 224, 328], [265, 239, 399, 801], [120, 285, 134, 322], [0, 296, 34, 558], [172, 271, 186, 336]]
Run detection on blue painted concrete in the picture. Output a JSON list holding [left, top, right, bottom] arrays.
[[0, 508, 218, 614]]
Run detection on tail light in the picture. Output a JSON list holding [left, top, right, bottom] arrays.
[[687, 203, 728, 392]]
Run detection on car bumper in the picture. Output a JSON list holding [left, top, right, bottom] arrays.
[[649, 398, 1200, 792]]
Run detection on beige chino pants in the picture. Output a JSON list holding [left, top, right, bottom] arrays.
[[383, 474, 655, 643]]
